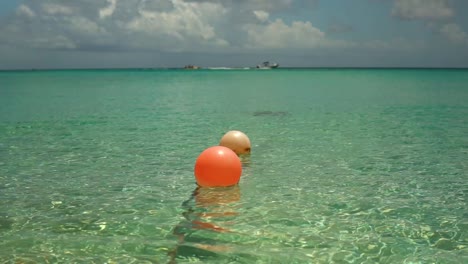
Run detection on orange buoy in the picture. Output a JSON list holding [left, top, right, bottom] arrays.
[[194, 146, 242, 187], [219, 130, 251, 155]]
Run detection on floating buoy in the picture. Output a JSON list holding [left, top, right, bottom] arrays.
[[194, 146, 242, 187], [219, 130, 251, 155]]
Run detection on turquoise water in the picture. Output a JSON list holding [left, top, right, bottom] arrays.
[[0, 68, 467, 263]]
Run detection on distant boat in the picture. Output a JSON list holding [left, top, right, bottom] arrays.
[[256, 61, 279, 69], [184, 65, 201, 70]]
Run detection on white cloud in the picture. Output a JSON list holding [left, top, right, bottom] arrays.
[[183, 0, 294, 12], [391, 0, 467, 47], [2, 0, 347, 55], [42, 3, 74, 15], [253, 10, 269, 23], [440, 23, 468, 45], [16, 4, 35, 18], [244, 19, 325, 49], [246, 0, 293, 11], [67, 16, 106, 36], [125, 0, 228, 49], [2, 0, 233, 52], [392, 0, 453, 20], [99, 0, 117, 19]]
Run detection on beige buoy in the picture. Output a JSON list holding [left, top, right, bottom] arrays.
[[219, 130, 251, 155]]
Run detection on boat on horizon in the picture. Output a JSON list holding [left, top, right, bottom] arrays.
[[184, 65, 201, 70], [256, 61, 279, 69]]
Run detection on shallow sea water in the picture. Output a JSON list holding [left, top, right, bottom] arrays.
[[0, 69, 467, 263]]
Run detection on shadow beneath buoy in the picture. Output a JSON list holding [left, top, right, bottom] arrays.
[[252, 110, 289, 117], [168, 186, 241, 263], [239, 153, 251, 168]]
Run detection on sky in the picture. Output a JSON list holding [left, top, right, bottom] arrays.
[[0, 0, 468, 69]]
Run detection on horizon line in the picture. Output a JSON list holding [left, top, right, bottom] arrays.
[[2, 66, 468, 72]]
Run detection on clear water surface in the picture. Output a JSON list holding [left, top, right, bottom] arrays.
[[0, 68, 467, 263]]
